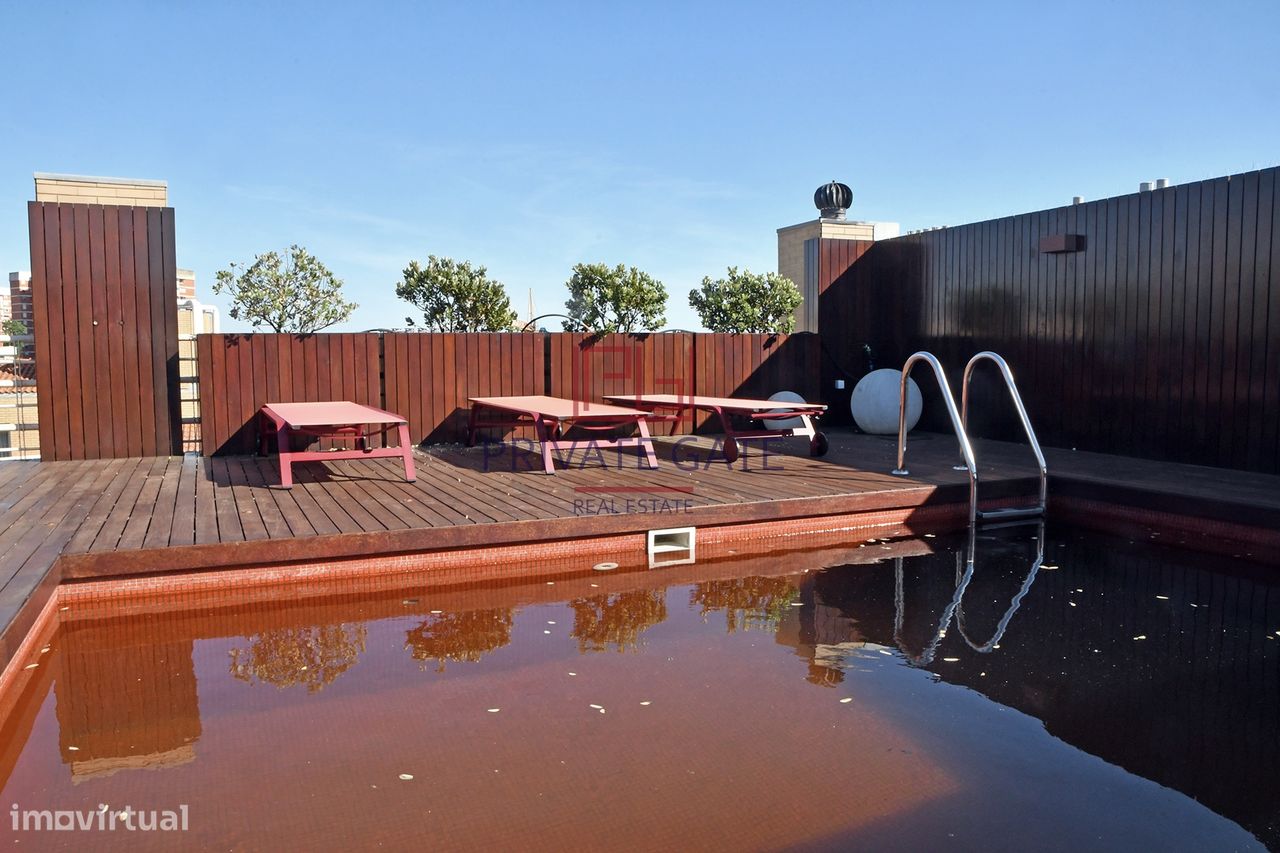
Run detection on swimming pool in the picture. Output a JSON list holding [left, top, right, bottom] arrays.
[[1, 523, 1275, 851]]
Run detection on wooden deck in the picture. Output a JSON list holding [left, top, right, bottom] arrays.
[[3, 429, 1279, 672]]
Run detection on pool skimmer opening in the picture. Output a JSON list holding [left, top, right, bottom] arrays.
[[647, 527, 696, 569]]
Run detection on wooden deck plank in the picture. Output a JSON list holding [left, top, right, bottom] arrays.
[[292, 463, 394, 533], [292, 467, 364, 535], [225, 457, 270, 542], [142, 457, 184, 549], [116, 457, 171, 551], [267, 465, 336, 537], [0, 460, 113, 592], [250, 457, 319, 538], [169, 454, 198, 547], [63, 458, 148, 554], [0, 461, 41, 498], [87, 458, 158, 552], [240, 457, 295, 539], [5, 428, 1280, 682], [193, 456, 220, 545], [209, 457, 246, 543]]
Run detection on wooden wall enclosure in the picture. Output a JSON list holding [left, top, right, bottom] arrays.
[[197, 334, 382, 455], [820, 166, 1280, 474], [549, 333, 694, 431], [384, 332, 545, 445], [196, 332, 820, 455], [27, 201, 180, 460]]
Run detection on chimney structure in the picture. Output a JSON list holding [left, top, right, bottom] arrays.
[[778, 181, 898, 333]]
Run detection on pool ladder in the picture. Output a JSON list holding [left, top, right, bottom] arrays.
[[889, 351, 1047, 526], [893, 521, 1045, 666]]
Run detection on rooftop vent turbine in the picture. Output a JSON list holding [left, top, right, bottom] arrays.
[[814, 180, 853, 220]]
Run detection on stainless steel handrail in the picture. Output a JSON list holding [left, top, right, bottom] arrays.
[[961, 351, 1047, 518], [891, 533, 976, 667], [954, 521, 1045, 652], [890, 352, 979, 526]]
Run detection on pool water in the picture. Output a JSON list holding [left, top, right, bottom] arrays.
[[1, 524, 1276, 851]]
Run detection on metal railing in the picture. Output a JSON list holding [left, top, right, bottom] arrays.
[[960, 352, 1047, 520], [892, 522, 1045, 665], [177, 333, 202, 454], [889, 350, 1047, 525], [892, 532, 976, 667], [0, 334, 39, 461], [955, 521, 1045, 652], [889, 351, 979, 525]]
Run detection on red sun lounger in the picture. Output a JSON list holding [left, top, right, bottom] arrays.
[[467, 395, 659, 474], [604, 393, 828, 463], [258, 401, 416, 489]]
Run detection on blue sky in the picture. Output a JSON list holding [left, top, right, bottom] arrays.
[[2, 0, 1277, 331]]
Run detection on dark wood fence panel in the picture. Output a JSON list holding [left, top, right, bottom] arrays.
[[383, 332, 545, 444], [692, 333, 822, 432], [820, 166, 1279, 474], [197, 332, 825, 453], [547, 333, 695, 432], [27, 201, 180, 460], [197, 333, 381, 455]]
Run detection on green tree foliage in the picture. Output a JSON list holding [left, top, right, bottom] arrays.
[[1, 319, 28, 336], [396, 255, 518, 331], [214, 245, 357, 333], [564, 262, 667, 333], [570, 590, 668, 653], [689, 267, 804, 334], [690, 576, 799, 633], [404, 608, 514, 672], [228, 623, 367, 693]]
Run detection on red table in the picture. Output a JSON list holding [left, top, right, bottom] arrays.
[[258, 401, 416, 489], [467, 395, 659, 474], [604, 393, 828, 463]]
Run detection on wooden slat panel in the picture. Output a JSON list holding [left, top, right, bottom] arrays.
[[818, 166, 1280, 474], [116, 208, 144, 457], [101, 207, 128, 457], [27, 204, 57, 458], [71, 205, 100, 458]]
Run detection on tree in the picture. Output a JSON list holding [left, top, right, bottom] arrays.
[[214, 245, 356, 333], [396, 256, 517, 331], [564, 262, 667, 333], [228, 623, 367, 694], [1, 319, 28, 336], [689, 267, 804, 334]]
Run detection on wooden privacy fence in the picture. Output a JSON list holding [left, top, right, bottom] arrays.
[[197, 334, 381, 455], [28, 201, 180, 460], [383, 332, 545, 445], [197, 332, 820, 455], [820, 165, 1280, 475]]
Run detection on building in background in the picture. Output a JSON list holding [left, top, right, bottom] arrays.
[[6, 272, 33, 332], [177, 268, 195, 300], [3, 174, 219, 459], [34, 172, 167, 207], [177, 280, 219, 445], [779, 182, 898, 334], [0, 279, 36, 458]]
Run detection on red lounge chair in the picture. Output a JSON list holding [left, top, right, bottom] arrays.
[[604, 393, 828, 463], [258, 401, 416, 488], [467, 395, 658, 474]]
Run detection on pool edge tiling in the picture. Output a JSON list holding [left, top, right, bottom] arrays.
[[2, 430, 1280, 683]]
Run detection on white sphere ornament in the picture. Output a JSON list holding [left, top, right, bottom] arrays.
[[851, 369, 922, 434], [763, 391, 806, 430]]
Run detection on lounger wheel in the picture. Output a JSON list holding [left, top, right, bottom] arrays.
[[723, 437, 739, 464], [809, 431, 829, 457]]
